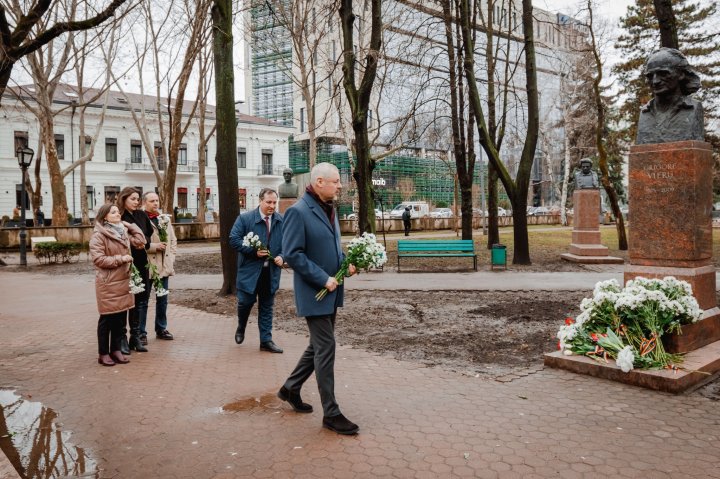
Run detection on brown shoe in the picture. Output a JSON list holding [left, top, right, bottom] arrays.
[[98, 355, 115, 367], [110, 351, 130, 364]]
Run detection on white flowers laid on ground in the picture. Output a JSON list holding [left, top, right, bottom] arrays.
[[556, 276, 702, 372], [316, 232, 388, 301]]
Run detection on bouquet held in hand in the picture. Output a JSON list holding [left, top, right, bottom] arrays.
[[242, 231, 274, 260], [316, 232, 387, 301], [129, 264, 145, 294], [146, 262, 169, 297], [157, 213, 171, 242]]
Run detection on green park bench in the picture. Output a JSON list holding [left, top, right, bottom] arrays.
[[397, 239, 477, 272]]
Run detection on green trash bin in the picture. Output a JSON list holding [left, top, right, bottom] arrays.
[[491, 244, 506, 270]]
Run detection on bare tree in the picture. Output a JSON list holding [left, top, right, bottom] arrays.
[[585, 0, 627, 249], [339, 0, 383, 234], [0, 0, 131, 102], [460, 0, 540, 264], [195, 42, 217, 229], [212, 0, 239, 295]]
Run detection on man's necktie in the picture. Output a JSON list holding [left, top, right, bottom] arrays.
[[264, 216, 271, 241]]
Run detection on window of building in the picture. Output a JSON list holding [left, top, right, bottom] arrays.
[[105, 138, 117, 163], [15, 184, 29, 211], [14, 131, 28, 151], [179, 143, 188, 165], [130, 140, 143, 163], [104, 186, 120, 204], [86, 186, 95, 210], [239, 188, 247, 209], [177, 187, 188, 209], [55, 134, 65, 159], [261, 149, 273, 175], [368, 109, 373, 128], [154, 141, 164, 169], [300, 107, 306, 133], [79, 135, 92, 159], [237, 147, 247, 168]]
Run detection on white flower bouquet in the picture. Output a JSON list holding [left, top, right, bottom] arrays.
[[557, 276, 702, 371], [146, 262, 169, 297], [129, 264, 145, 294], [316, 232, 387, 301], [157, 213, 171, 242], [242, 231, 274, 260]]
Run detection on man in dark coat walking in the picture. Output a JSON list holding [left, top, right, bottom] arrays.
[[229, 188, 284, 353], [277, 162, 359, 435], [402, 206, 412, 236]]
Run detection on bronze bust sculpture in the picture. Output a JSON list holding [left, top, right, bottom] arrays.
[[636, 48, 704, 145], [278, 167, 299, 198], [574, 158, 599, 189]]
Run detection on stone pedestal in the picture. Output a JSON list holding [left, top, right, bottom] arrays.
[[548, 141, 720, 394], [624, 140, 720, 353], [278, 198, 297, 214], [561, 189, 623, 264]]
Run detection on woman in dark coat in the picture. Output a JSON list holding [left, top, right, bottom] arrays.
[[117, 187, 153, 353]]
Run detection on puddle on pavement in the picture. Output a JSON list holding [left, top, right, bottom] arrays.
[[222, 393, 283, 413], [0, 389, 97, 479]]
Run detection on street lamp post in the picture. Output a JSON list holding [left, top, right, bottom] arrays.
[[16, 146, 35, 266]]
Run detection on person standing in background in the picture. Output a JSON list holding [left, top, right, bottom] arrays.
[[143, 192, 176, 341], [89, 204, 146, 366], [229, 188, 285, 353], [117, 187, 152, 353]]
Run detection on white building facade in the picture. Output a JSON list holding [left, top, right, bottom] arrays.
[[0, 85, 293, 222]]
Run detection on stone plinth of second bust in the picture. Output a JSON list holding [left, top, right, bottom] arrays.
[[561, 189, 623, 264]]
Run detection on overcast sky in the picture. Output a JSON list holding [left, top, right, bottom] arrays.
[[538, 0, 635, 22]]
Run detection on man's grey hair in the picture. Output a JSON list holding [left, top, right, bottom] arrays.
[[310, 162, 339, 183], [142, 191, 159, 202], [259, 187, 278, 200]]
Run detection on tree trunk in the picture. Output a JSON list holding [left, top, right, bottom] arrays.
[[486, 164, 499, 248], [212, 0, 239, 295], [40, 115, 69, 226], [653, 0, 679, 48]]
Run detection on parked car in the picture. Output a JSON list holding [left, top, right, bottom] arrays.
[[528, 206, 551, 216], [347, 208, 388, 220], [429, 208, 454, 218], [389, 201, 430, 219]]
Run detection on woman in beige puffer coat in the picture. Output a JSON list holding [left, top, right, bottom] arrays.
[[89, 203, 146, 366]]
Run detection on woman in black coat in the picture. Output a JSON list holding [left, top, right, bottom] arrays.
[[117, 187, 153, 353]]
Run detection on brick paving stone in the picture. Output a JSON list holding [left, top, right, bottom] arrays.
[[1, 272, 720, 478]]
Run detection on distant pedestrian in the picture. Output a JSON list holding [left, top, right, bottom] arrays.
[[143, 192, 176, 341], [34, 208, 45, 227], [89, 203, 146, 366], [402, 206, 412, 236]]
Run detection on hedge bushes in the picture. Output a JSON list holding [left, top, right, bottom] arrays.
[[33, 242, 82, 264]]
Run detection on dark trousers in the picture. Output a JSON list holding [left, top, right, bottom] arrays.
[[98, 311, 127, 355], [283, 312, 339, 417], [237, 267, 275, 342], [127, 266, 150, 338], [403, 220, 411, 236]]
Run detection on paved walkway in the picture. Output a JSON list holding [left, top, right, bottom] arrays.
[[1, 270, 720, 478]]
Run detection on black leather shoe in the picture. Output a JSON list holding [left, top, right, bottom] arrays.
[[234, 327, 245, 345], [140, 334, 148, 346], [260, 341, 283, 353], [323, 414, 359, 435], [277, 386, 313, 413], [156, 330, 174, 340], [129, 336, 148, 352], [119, 337, 131, 356]]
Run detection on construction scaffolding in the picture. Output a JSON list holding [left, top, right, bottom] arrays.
[[289, 138, 500, 217]]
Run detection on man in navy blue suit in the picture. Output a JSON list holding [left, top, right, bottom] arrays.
[[229, 188, 284, 353], [277, 162, 359, 435]]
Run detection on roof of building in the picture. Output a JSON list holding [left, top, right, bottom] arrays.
[[4, 83, 290, 129]]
